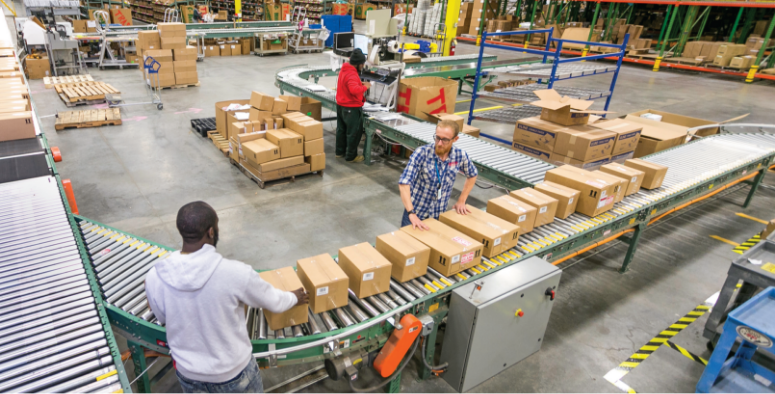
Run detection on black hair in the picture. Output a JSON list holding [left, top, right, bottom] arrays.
[[176, 201, 218, 243]]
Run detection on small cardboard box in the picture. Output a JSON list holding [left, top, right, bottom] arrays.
[[762, 218, 775, 239], [305, 153, 325, 172], [110, 8, 132, 26], [600, 163, 644, 196], [486, 195, 537, 234], [279, 95, 301, 111], [509, 188, 558, 227], [304, 138, 324, 156], [592, 118, 642, 156], [400, 219, 483, 277], [592, 170, 627, 203], [259, 267, 308, 330], [259, 155, 304, 173], [543, 166, 617, 217], [513, 116, 564, 150], [553, 125, 616, 161], [272, 98, 288, 115], [397, 77, 458, 122], [376, 231, 431, 282], [337, 242, 392, 298], [250, 91, 274, 111], [204, 45, 220, 57], [219, 44, 232, 56], [426, 112, 465, 131], [173, 47, 198, 61], [267, 129, 303, 158], [624, 159, 667, 190], [533, 181, 580, 219], [25, 57, 50, 79], [296, 254, 349, 314], [242, 139, 280, 167], [550, 152, 611, 171], [439, 206, 520, 258], [0, 112, 34, 142], [530, 89, 610, 126], [215, 99, 250, 137], [461, 124, 480, 138], [72, 20, 97, 33], [512, 142, 552, 162], [161, 37, 186, 50], [290, 120, 323, 141]]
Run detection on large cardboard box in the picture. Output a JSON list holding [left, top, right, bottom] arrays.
[[401, 219, 483, 277], [267, 129, 303, 158], [110, 8, 132, 26], [157, 22, 186, 37], [509, 188, 558, 227], [279, 95, 301, 111], [304, 138, 324, 156], [543, 166, 617, 217], [534, 181, 580, 219], [272, 98, 288, 115], [173, 60, 197, 85], [243, 139, 280, 167], [265, 3, 283, 20], [259, 267, 308, 330], [592, 170, 627, 203], [624, 114, 687, 158], [513, 116, 563, 151], [215, 99, 251, 138], [600, 163, 644, 196], [628, 109, 740, 137], [397, 77, 458, 122], [486, 195, 537, 234], [25, 57, 50, 79], [530, 89, 608, 126], [376, 231, 431, 282], [73, 19, 97, 33], [290, 120, 323, 141], [204, 45, 220, 57], [296, 254, 349, 314], [337, 242, 392, 298], [439, 206, 520, 258], [250, 91, 274, 111], [550, 152, 611, 171], [137, 31, 161, 55], [512, 142, 552, 162], [259, 155, 304, 172], [553, 125, 616, 161], [173, 47, 198, 61], [0, 112, 35, 142], [298, 97, 322, 120], [624, 159, 667, 190], [592, 118, 642, 156], [218, 44, 232, 56], [353, 3, 376, 19], [305, 153, 325, 171]]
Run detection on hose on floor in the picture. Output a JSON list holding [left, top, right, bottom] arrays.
[[420, 337, 448, 373], [348, 336, 420, 392]]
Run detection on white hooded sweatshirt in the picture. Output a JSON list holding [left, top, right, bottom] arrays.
[[145, 244, 297, 383]]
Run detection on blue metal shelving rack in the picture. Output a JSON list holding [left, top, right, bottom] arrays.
[[465, 28, 630, 145]]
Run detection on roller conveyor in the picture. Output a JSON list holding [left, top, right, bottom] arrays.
[[477, 84, 611, 104], [504, 60, 618, 79]]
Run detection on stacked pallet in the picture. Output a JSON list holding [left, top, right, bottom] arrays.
[[55, 108, 122, 130], [43, 75, 94, 89], [55, 81, 121, 105]]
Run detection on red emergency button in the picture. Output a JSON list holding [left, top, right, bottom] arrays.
[[545, 288, 555, 301], [517, 309, 524, 317]]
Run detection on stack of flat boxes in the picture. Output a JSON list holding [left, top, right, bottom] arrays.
[[0, 55, 35, 143]]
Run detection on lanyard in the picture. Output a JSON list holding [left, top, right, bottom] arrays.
[[434, 156, 447, 190]]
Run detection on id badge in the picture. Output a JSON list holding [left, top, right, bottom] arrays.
[[437, 189, 442, 201]]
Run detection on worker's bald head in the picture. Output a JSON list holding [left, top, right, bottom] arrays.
[[176, 201, 219, 246]]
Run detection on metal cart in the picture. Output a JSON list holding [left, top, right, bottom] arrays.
[[254, 32, 288, 56], [110, 56, 163, 110]]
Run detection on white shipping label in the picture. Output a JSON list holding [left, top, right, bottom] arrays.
[[231, 45, 236, 49], [518, 215, 527, 222], [452, 254, 461, 264], [539, 206, 548, 214], [316, 286, 329, 296], [406, 257, 416, 266], [87, 21, 96, 27], [363, 272, 374, 281], [494, 237, 501, 246], [568, 197, 574, 204], [597, 200, 606, 208], [632, 176, 637, 183], [601, 190, 607, 197]]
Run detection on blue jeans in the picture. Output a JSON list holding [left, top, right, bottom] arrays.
[[176, 359, 264, 393], [401, 210, 412, 227]]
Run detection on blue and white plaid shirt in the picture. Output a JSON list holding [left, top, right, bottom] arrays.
[[398, 144, 478, 220]]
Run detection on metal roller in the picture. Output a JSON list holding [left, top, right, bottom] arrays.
[[95, 382, 124, 393], [423, 274, 446, 289], [416, 277, 439, 292], [258, 309, 267, 339], [427, 267, 456, 285], [128, 300, 149, 316], [141, 309, 155, 321], [386, 289, 407, 306], [0, 308, 97, 347], [117, 291, 147, 312], [396, 280, 425, 299], [376, 292, 398, 309], [0, 347, 110, 391], [292, 325, 304, 337], [0, 269, 84, 298], [0, 292, 94, 325], [333, 308, 354, 327], [389, 280, 416, 301], [0, 283, 92, 314], [43, 365, 116, 393], [0, 337, 107, 380], [0, 275, 87, 304], [347, 303, 369, 323], [319, 311, 338, 331], [347, 289, 380, 318], [0, 325, 103, 363], [8, 355, 114, 393], [367, 296, 391, 313], [0, 298, 94, 332], [275, 329, 285, 339], [410, 279, 432, 295], [306, 310, 321, 335], [111, 284, 145, 308], [251, 308, 260, 339], [67, 374, 119, 393]]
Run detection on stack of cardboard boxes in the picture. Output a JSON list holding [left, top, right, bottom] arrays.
[[203, 38, 254, 57], [0, 59, 35, 144], [457, 2, 473, 36], [140, 23, 199, 87], [467, 0, 498, 37]]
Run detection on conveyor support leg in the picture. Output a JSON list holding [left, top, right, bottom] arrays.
[[364, 129, 374, 166], [384, 371, 402, 393], [418, 327, 439, 380], [129, 340, 152, 393], [743, 168, 766, 208], [619, 223, 646, 274]]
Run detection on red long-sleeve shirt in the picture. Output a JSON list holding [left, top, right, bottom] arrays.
[[336, 62, 367, 108]]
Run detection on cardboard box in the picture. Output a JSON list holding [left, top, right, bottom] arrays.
[[250, 108, 274, 124], [250, 91, 274, 111], [219, 44, 232, 57], [296, 254, 349, 314], [553, 125, 616, 161], [592, 119, 642, 156], [229, 137, 239, 162], [306, 153, 325, 172], [297, 97, 322, 121], [628, 109, 742, 138], [267, 129, 303, 158], [0, 112, 35, 142], [624, 114, 687, 157], [439, 206, 520, 258], [242, 159, 310, 180], [259, 267, 308, 330], [272, 98, 288, 115], [143, 48, 172, 63], [533, 181, 580, 219], [611, 151, 634, 164], [204, 45, 220, 57], [592, 170, 626, 203], [401, 219, 483, 277], [600, 163, 644, 196], [304, 138, 324, 156], [337, 242, 392, 298], [290, 120, 323, 141], [376, 231, 431, 282], [242, 139, 280, 166], [426, 113, 465, 132], [509, 188, 558, 227], [173, 60, 197, 85], [173, 47, 198, 61], [486, 195, 537, 233], [110, 8, 132, 26], [512, 142, 552, 162], [550, 152, 611, 171], [279, 95, 301, 111], [229, 121, 261, 143], [72, 19, 97, 33], [215, 99, 250, 137], [25, 57, 50, 79], [624, 159, 667, 190], [353, 3, 376, 19], [762, 218, 775, 239], [260, 155, 304, 173], [0, 100, 30, 112], [729, 56, 755, 70], [461, 124, 480, 138], [531, 89, 608, 126], [397, 77, 458, 122], [543, 166, 617, 217], [240, 38, 252, 55], [161, 36, 186, 50], [513, 116, 563, 150]]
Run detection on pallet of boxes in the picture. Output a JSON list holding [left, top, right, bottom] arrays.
[[138, 23, 199, 89], [226, 92, 326, 188]]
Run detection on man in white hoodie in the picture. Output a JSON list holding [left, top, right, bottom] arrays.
[[145, 201, 308, 393]]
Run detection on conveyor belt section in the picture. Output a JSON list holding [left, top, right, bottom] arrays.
[[0, 177, 126, 393], [504, 61, 617, 80], [477, 84, 611, 104], [472, 105, 543, 124]]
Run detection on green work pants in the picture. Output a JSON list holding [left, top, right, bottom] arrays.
[[335, 105, 363, 161]]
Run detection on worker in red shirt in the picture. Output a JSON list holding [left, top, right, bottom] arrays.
[[335, 49, 371, 163]]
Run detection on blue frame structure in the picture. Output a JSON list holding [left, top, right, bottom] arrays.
[[466, 28, 630, 144]]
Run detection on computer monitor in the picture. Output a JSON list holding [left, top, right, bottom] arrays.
[[353, 34, 369, 56], [334, 32, 354, 51]]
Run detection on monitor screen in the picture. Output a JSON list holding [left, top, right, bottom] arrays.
[[353, 34, 369, 55], [334, 32, 354, 49]]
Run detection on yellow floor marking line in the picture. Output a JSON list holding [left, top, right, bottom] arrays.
[[665, 341, 708, 366], [709, 235, 740, 247], [733, 234, 761, 255], [735, 212, 769, 224]]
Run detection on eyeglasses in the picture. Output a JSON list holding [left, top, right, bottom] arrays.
[[433, 135, 453, 144]]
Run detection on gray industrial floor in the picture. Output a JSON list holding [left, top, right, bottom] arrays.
[[18, 14, 775, 392]]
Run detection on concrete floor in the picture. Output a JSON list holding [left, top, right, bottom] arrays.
[[18, 15, 775, 392]]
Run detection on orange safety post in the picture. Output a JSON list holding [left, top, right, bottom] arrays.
[[51, 146, 62, 162], [62, 179, 79, 215]]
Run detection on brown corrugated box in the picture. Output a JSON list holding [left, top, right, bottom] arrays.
[[272, 98, 288, 115], [530, 89, 610, 126], [215, 99, 250, 138], [509, 188, 558, 227], [259, 267, 307, 330], [296, 254, 349, 314], [486, 195, 537, 233], [623, 114, 687, 158], [592, 170, 626, 203], [290, 120, 323, 141], [401, 218, 483, 276], [439, 206, 520, 258], [242, 139, 279, 167], [511, 142, 552, 162], [337, 242, 392, 298], [173, 46, 198, 61], [376, 231, 431, 282], [553, 125, 616, 161], [267, 129, 303, 158], [204, 45, 220, 57], [534, 181, 580, 219], [600, 163, 644, 196], [543, 166, 617, 217], [591, 118, 642, 156], [0, 112, 34, 142], [260, 155, 304, 173], [305, 153, 325, 172], [279, 95, 301, 111], [624, 159, 667, 189], [513, 116, 562, 151], [250, 91, 274, 111], [304, 138, 324, 156]]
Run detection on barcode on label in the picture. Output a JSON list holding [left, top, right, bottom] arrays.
[[631, 176, 637, 183], [494, 237, 501, 246], [518, 215, 527, 222], [452, 254, 461, 264], [316, 286, 329, 296], [363, 272, 374, 281], [539, 206, 547, 214], [406, 257, 415, 266], [568, 197, 574, 204]]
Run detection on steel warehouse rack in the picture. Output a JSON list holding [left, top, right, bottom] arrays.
[[466, 28, 628, 143]]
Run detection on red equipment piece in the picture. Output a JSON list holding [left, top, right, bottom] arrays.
[[62, 179, 79, 215], [51, 146, 62, 162], [373, 314, 422, 377]]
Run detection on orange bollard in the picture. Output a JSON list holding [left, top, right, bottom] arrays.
[[51, 146, 62, 162], [62, 179, 79, 215]]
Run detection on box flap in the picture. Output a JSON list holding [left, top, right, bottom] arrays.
[[532, 89, 594, 111]]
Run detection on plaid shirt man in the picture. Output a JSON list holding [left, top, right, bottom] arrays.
[[398, 144, 478, 220]]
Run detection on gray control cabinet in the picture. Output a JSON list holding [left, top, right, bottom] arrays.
[[440, 257, 561, 392]]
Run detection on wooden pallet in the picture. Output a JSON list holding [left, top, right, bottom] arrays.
[[229, 158, 322, 189], [661, 56, 703, 65], [55, 81, 121, 103], [55, 108, 122, 130], [44, 75, 94, 89], [207, 130, 229, 155], [705, 63, 747, 71], [161, 82, 201, 90]]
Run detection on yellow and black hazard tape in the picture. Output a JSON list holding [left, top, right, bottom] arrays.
[[665, 340, 707, 366], [733, 234, 761, 254]]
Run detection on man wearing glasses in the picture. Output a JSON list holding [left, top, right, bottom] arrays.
[[398, 120, 478, 230]]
